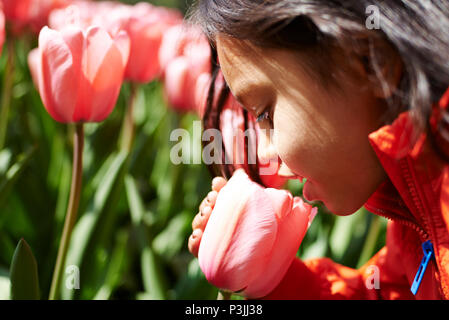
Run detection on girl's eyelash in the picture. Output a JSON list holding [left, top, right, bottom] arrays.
[[256, 109, 271, 123]]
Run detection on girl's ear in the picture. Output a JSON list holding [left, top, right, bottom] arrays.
[[355, 40, 403, 99]]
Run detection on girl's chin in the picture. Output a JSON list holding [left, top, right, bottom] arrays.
[[303, 181, 356, 216]]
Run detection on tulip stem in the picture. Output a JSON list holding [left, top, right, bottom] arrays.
[[0, 39, 15, 150], [120, 83, 139, 152], [49, 123, 84, 300]]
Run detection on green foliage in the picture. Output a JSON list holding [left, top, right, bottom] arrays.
[[9, 239, 40, 300]]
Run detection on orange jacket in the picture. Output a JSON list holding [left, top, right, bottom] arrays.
[[263, 89, 449, 300]]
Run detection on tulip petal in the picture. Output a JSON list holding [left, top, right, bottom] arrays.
[[125, 20, 162, 82], [262, 188, 293, 220], [27, 48, 41, 92], [220, 105, 247, 167], [158, 24, 185, 71], [243, 196, 313, 298], [39, 26, 82, 123], [163, 56, 190, 110], [198, 169, 278, 292], [87, 30, 129, 122], [113, 30, 131, 68], [194, 72, 211, 117]]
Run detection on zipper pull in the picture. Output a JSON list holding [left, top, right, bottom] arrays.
[[410, 240, 434, 295]]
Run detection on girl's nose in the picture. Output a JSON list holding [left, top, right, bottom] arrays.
[[257, 126, 278, 164], [257, 126, 298, 178]]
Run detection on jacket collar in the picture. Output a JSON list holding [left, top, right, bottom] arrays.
[[364, 87, 449, 240]]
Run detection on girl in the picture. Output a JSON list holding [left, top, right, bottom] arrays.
[[187, 0, 449, 299]]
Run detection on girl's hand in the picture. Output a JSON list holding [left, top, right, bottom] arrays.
[[188, 176, 227, 257]]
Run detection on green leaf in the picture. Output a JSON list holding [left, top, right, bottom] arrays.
[[140, 246, 168, 300], [174, 259, 218, 300], [9, 239, 40, 300], [125, 174, 168, 300], [152, 211, 191, 261], [61, 151, 128, 300], [329, 212, 361, 261], [0, 148, 12, 175], [0, 232, 16, 265], [93, 229, 129, 300], [0, 146, 36, 208], [125, 174, 146, 225], [329, 208, 372, 267], [357, 214, 387, 268]]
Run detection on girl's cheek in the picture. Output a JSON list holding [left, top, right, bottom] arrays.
[[274, 125, 303, 169], [274, 119, 322, 179]]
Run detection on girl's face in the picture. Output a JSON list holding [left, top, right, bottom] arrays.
[[216, 34, 390, 215]]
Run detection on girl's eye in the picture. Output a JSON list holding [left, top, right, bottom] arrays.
[[256, 109, 271, 123]]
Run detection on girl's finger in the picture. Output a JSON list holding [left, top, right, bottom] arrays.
[[206, 190, 218, 204], [188, 229, 203, 257], [199, 197, 208, 213], [212, 176, 227, 192], [199, 190, 219, 213], [192, 212, 203, 230], [192, 205, 213, 230]]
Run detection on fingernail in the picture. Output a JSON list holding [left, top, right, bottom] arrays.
[[192, 229, 202, 239]]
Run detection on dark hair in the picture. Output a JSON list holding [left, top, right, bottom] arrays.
[[187, 0, 449, 180]]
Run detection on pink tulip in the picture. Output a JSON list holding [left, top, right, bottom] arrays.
[[198, 169, 316, 298], [158, 24, 188, 71], [50, 2, 182, 84], [251, 116, 289, 189], [160, 24, 211, 112], [1, 0, 71, 34], [117, 3, 182, 83], [48, 1, 101, 31], [220, 98, 248, 170], [218, 83, 287, 188], [194, 72, 211, 118], [0, 5, 4, 55], [31, 25, 130, 123], [27, 47, 39, 86], [1, 0, 31, 26]]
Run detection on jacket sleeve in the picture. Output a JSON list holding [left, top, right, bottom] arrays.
[[262, 221, 416, 300]]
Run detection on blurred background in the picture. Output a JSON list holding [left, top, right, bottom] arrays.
[[0, 0, 387, 300]]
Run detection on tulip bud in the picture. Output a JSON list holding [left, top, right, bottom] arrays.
[[198, 169, 316, 298]]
